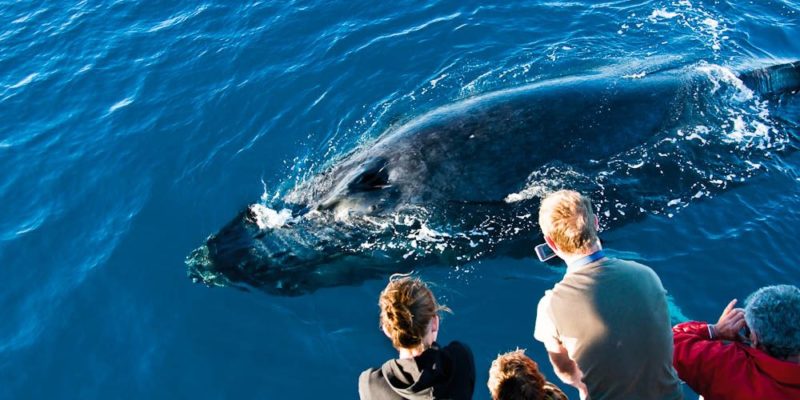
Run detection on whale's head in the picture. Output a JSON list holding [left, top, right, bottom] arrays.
[[185, 156, 417, 295], [185, 203, 375, 295]]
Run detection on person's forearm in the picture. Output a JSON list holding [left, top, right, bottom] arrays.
[[553, 361, 588, 399], [554, 362, 582, 386], [547, 349, 588, 398]]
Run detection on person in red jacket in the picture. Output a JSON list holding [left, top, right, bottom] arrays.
[[672, 284, 800, 400]]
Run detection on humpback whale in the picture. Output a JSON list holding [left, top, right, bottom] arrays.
[[187, 61, 800, 296]]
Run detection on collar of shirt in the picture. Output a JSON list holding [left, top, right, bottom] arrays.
[[566, 250, 606, 274]]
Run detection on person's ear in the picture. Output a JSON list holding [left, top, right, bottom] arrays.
[[594, 214, 600, 231], [428, 314, 440, 344], [544, 235, 558, 252], [382, 324, 392, 339], [750, 330, 759, 349]]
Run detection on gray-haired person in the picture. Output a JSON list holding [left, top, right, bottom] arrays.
[[673, 284, 800, 400]]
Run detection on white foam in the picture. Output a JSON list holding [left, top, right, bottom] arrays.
[[249, 204, 297, 230], [408, 224, 450, 242], [147, 5, 207, 33], [649, 9, 679, 20], [644, 2, 725, 52], [745, 161, 761, 169], [702, 18, 719, 29], [394, 214, 419, 226], [623, 72, 647, 79], [505, 179, 552, 203], [685, 130, 707, 144], [504, 167, 586, 203], [696, 64, 753, 101], [430, 73, 448, 88], [627, 161, 645, 168], [260, 178, 270, 202], [703, 18, 722, 50]]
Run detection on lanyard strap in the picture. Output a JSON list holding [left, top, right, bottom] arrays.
[[569, 250, 606, 269]]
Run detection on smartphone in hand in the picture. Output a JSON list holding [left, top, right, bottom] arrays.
[[534, 243, 556, 262]]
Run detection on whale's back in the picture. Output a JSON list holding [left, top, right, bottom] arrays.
[[374, 72, 690, 203]]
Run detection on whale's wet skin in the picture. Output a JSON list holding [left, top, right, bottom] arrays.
[[187, 62, 799, 296]]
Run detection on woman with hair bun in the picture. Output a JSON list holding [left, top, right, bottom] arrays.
[[359, 274, 475, 400]]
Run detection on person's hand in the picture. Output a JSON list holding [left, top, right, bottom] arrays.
[[711, 299, 746, 341], [577, 382, 589, 400]]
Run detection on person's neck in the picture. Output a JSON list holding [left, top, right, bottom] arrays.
[[398, 347, 424, 359], [398, 342, 433, 359], [561, 242, 603, 265]]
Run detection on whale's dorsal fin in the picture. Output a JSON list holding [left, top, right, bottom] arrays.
[[348, 158, 390, 192], [740, 61, 800, 96]]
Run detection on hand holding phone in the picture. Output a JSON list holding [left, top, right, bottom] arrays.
[[534, 243, 556, 262]]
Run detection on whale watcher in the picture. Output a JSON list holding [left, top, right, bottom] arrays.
[[533, 190, 682, 400], [673, 285, 800, 400], [488, 349, 567, 400], [358, 275, 475, 400]]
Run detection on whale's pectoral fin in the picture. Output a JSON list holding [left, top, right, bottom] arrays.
[[348, 158, 390, 192]]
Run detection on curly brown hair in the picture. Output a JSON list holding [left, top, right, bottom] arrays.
[[488, 349, 566, 400], [378, 274, 450, 350]]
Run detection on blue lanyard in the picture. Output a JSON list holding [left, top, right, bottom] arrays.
[[569, 250, 606, 269]]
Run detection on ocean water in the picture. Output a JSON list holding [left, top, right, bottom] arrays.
[[1, 0, 799, 398]]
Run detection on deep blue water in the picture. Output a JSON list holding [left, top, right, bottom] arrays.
[[2, 0, 799, 398]]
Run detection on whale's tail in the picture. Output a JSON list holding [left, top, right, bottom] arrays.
[[740, 61, 800, 96]]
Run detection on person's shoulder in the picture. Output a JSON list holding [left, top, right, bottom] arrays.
[[359, 366, 382, 385], [360, 363, 393, 388], [538, 288, 555, 301], [443, 340, 473, 358], [535, 289, 558, 318], [442, 341, 475, 368], [359, 366, 390, 399], [610, 258, 668, 294], [603, 256, 646, 268], [608, 257, 659, 276], [441, 340, 476, 392]]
